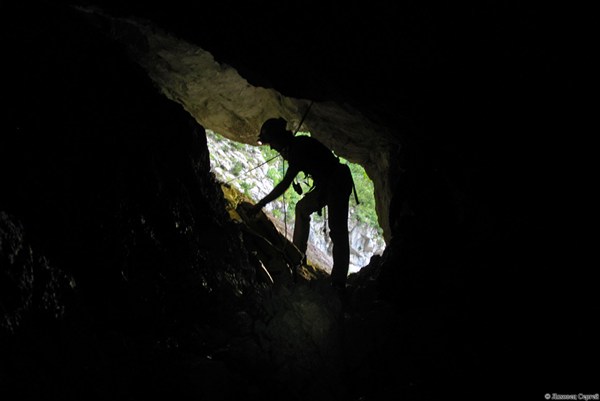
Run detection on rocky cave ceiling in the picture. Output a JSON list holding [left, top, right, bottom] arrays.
[[75, 3, 419, 240], [57, 0, 564, 242], [2, 3, 583, 396]]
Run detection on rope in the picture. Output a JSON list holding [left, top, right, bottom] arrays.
[[225, 100, 312, 185], [225, 153, 281, 185], [278, 100, 312, 241], [323, 205, 328, 236], [293, 101, 313, 136], [282, 157, 288, 239]]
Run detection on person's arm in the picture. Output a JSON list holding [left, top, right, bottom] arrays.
[[253, 165, 298, 210]]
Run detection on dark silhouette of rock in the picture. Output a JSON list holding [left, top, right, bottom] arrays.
[[1, 2, 586, 401]]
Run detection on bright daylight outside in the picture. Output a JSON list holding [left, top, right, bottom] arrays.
[[206, 130, 385, 274]]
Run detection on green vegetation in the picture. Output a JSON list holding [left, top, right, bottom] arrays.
[[259, 145, 316, 224], [340, 157, 381, 233], [260, 141, 380, 231], [208, 129, 381, 233], [230, 141, 248, 151], [230, 161, 244, 176], [240, 181, 254, 197], [272, 208, 283, 220]]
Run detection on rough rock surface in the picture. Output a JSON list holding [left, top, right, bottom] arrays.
[[1, 2, 588, 401], [75, 5, 397, 241], [0, 5, 392, 400]]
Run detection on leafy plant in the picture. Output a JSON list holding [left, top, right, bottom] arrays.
[[230, 161, 244, 176], [340, 157, 381, 232], [240, 181, 254, 196], [209, 129, 381, 234]]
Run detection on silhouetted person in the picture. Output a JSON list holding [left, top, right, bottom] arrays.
[[251, 118, 353, 290]]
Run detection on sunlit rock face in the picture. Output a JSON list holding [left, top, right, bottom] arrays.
[[74, 6, 398, 241], [1, 4, 384, 400], [204, 130, 385, 271]]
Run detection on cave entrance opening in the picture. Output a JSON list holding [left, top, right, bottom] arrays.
[[205, 129, 384, 273]]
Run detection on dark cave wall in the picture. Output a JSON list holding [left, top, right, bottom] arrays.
[[76, 1, 542, 283], [0, 6, 511, 399], [1, 1, 587, 399], [1, 4, 264, 398]]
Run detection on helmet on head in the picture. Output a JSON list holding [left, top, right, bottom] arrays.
[[258, 118, 291, 144]]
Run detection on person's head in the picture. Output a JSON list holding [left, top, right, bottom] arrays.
[[258, 118, 293, 150]]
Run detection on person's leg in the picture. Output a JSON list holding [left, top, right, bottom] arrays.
[[328, 196, 350, 288], [293, 188, 323, 256], [328, 166, 352, 288]]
